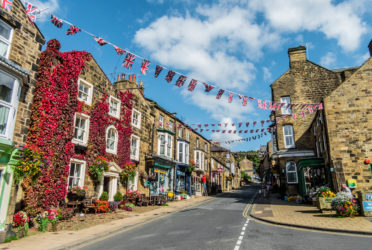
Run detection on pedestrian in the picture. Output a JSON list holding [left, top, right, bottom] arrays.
[[202, 175, 208, 196], [341, 183, 353, 197]]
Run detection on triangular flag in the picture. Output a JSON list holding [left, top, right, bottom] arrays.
[[93, 36, 107, 46], [155, 65, 163, 78], [113, 45, 125, 55]]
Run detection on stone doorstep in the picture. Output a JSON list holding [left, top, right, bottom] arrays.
[[1, 196, 214, 250]]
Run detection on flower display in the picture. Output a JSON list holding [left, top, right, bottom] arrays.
[[12, 211, 29, 229], [126, 190, 140, 200], [88, 156, 109, 181], [316, 186, 335, 198], [331, 192, 358, 217], [94, 200, 110, 213], [121, 161, 137, 183], [69, 186, 88, 197]]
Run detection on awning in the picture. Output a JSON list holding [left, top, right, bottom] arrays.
[[154, 162, 172, 169], [298, 158, 325, 197]]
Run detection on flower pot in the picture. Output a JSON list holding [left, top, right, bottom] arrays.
[[317, 197, 334, 211], [126, 207, 133, 211], [16, 228, 26, 238]]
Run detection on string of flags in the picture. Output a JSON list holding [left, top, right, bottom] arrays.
[[224, 134, 265, 144], [257, 100, 323, 113], [0, 0, 323, 109], [186, 119, 272, 128], [192, 128, 272, 134]]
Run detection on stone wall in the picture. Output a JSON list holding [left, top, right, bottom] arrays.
[[324, 57, 372, 192]]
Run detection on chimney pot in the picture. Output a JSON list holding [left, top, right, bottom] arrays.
[[288, 45, 307, 67], [121, 73, 125, 80], [117, 74, 120, 81], [132, 74, 136, 82], [129, 75, 132, 81], [368, 40, 372, 57]]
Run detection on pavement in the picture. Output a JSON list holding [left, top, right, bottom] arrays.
[[250, 194, 372, 235]]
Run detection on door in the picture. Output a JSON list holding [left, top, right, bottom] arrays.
[[103, 177, 110, 194]]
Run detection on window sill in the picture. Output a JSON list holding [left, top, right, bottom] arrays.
[[77, 98, 92, 106], [72, 139, 88, 147], [106, 149, 117, 155], [108, 113, 120, 119]]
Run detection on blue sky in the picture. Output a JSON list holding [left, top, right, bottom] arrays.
[[31, 0, 372, 151]]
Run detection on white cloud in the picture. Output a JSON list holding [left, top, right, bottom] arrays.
[[248, 0, 368, 51], [320, 52, 337, 68], [210, 118, 241, 148], [262, 67, 272, 83], [33, 0, 59, 22]]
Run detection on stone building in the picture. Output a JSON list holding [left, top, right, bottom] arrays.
[[270, 42, 372, 197], [211, 156, 226, 193], [321, 43, 372, 192], [210, 142, 236, 191], [0, 0, 45, 238], [270, 46, 345, 195]]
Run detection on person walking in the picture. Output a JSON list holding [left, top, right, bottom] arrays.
[[202, 175, 208, 196]]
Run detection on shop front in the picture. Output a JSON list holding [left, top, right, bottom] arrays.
[[146, 156, 176, 196], [175, 164, 187, 195], [193, 168, 204, 196], [298, 158, 328, 198]]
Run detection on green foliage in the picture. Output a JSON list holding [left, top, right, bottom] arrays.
[[125, 202, 135, 208], [88, 156, 109, 182], [114, 191, 123, 202], [4, 236, 18, 243], [100, 191, 109, 201]]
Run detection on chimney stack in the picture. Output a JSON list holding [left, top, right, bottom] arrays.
[[288, 46, 307, 67], [368, 40, 372, 57]]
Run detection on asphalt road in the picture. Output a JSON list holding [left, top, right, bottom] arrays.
[[78, 184, 372, 250]]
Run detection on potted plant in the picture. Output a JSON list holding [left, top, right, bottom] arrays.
[[316, 186, 336, 212], [12, 211, 29, 238], [126, 190, 140, 203], [121, 161, 137, 184], [88, 156, 109, 183], [68, 186, 88, 201], [187, 160, 196, 173], [37, 211, 49, 232], [331, 192, 358, 217], [125, 202, 135, 211], [47, 209, 59, 232], [139, 171, 148, 182]]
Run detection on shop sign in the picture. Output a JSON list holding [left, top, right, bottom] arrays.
[[176, 170, 185, 176], [154, 169, 166, 174], [366, 194, 372, 200], [363, 201, 372, 212], [347, 179, 357, 188], [217, 167, 223, 172]]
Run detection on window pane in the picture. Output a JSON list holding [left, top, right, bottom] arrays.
[[0, 22, 11, 40], [0, 72, 14, 103], [287, 172, 297, 183], [75, 164, 81, 178], [0, 41, 8, 57], [70, 163, 76, 176], [0, 105, 10, 135]]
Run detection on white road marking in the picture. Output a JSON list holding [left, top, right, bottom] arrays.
[[240, 231, 245, 235], [238, 236, 244, 240], [242, 227, 246, 231], [236, 240, 242, 245], [234, 246, 240, 250]]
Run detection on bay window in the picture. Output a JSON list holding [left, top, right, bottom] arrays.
[[0, 70, 20, 140], [158, 132, 172, 158], [177, 141, 189, 164]]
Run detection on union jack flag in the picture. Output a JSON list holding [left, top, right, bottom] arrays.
[[238, 122, 242, 127], [1, 0, 12, 12], [187, 79, 197, 91], [51, 15, 63, 28], [66, 25, 81, 35], [93, 36, 107, 46], [253, 121, 257, 127], [246, 122, 249, 127], [257, 99, 262, 109], [140, 59, 150, 75], [203, 83, 214, 92], [242, 96, 248, 106], [308, 107, 313, 114], [216, 89, 224, 99], [175, 75, 186, 87], [165, 70, 175, 83], [113, 45, 125, 55], [228, 92, 233, 103], [292, 113, 297, 120], [123, 53, 136, 69], [261, 120, 265, 127], [24, 2, 37, 23], [154, 65, 163, 78]]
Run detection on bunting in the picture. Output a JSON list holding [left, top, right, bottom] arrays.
[[165, 70, 176, 83], [1, 0, 12, 12], [140, 59, 151, 75], [24, 2, 37, 24], [175, 75, 187, 87], [93, 36, 107, 46], [113, 45, 125, 55], [123, 53, 136, 69], [216, 89, 224, 99], [51, 15, 63, 28], [203, 83, 214, 92], [228, 92, 233, 103], [187, 79, 197, 91], [66, 25, 81, 35], [155, 65, 163, 78]]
